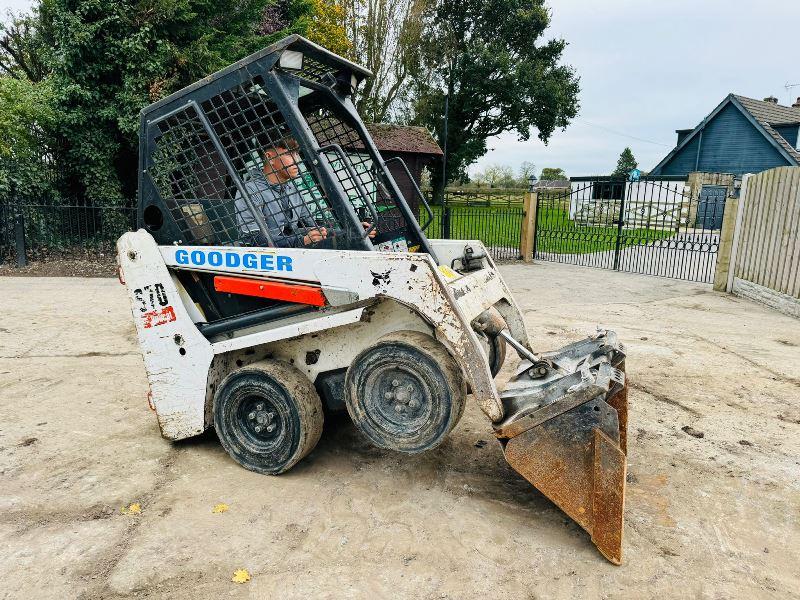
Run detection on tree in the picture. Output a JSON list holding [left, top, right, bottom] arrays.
[[611, 147, 638, 178], [344, 0, 427, 123], [412, 0, 579, 201], [0, 76, 56, 198], [473, 164, 514, 187], [518, 160, 536, 182], [0, 8, 59, 200], [539, 167, 566, 180], [0, 11, 51, 82], [305, 0, 352, 56], [1, 0, 316, 202]]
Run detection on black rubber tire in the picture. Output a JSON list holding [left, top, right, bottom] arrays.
[[345, 330, 466, 453], [213, 360, 323, 475], [479, 331, 507, 377]]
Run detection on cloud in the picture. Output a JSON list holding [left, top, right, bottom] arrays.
[[471, 0, 800, 177], [3, 0, 34, 14]]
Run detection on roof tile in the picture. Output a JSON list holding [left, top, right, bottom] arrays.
[[365, 124, 443, 156], [734, 95, 800, 163]]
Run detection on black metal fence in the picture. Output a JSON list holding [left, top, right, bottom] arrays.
[[426, 203, 524, 261], [0, 194, 528, 266], [0, 198, 137, 265], [534, 179, 726, 283], [0, 179, 731, 284]]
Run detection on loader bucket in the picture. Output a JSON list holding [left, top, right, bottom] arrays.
[[494, 334, 628, 564]]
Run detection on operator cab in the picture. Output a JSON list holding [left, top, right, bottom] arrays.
[[138, 35, 434, 255], [136, 35, 436, 320]]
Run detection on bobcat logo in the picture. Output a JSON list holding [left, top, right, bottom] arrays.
[[370, 269, 392, 287]]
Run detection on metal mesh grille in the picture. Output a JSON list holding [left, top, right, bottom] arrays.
[[146, 74, 351, 249], [148, 105, 242, 245], [303, 105, 410, 247], [294, 55, 338, 86], [141, 40, 425, 253]]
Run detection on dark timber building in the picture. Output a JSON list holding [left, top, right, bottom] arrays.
[[366, 124, 442, 215], [650, 94, 800, 177]]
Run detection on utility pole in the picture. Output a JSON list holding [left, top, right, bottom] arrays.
[[441, 92, 449, 205]]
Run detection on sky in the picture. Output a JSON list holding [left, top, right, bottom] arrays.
[[4, 0, 800, 177], [471, 0, 800, 177]]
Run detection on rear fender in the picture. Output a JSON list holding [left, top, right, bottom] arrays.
[[117, 230, 214, 440]]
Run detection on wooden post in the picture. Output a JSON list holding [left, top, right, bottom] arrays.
[[713, 195, 740, 291], [725, 174, 751, 293], [520, 191, 538, 262]]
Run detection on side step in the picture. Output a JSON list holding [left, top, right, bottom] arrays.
[[495, 332, 628, 564]]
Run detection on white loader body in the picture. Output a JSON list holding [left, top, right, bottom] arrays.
[[118, 229, 528, 440]]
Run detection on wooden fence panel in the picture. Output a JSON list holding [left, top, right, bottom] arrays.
[[785, 169, 800, 297], [734, 166, 800, 299], [776, 169, 799, 292]]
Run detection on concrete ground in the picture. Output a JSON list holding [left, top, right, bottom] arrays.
[[1, 262, 798, 599]]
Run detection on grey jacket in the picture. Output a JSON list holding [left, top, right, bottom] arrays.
[[234, 173, 318, 247]]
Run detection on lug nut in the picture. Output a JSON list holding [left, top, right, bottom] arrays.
[[384, 391, 393, 399], [266, 424, 276, 433], [408, 399, 419, 409], [254, 425, 262, 433], [256, 403, 264, 411], [267, 412, 275, 422], [248, 412, 256, 420], [392, 379, 400, 387], [394, 404, 404, 413]]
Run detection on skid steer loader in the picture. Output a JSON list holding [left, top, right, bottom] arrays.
[[117, 35, 629, 563]]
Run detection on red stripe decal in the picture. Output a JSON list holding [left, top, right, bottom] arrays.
[[214, 276, 327, 307]]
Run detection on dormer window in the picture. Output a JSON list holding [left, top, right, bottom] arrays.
[[771, 122, 800, 149]]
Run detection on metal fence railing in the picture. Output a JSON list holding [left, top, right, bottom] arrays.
[[1, 191, 529, 266], [0, 198, 137, 265], [425, 204, 524, 261], [533, 179, 724, 283]]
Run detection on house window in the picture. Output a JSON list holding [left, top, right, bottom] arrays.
[[591, 181, 625, 200]]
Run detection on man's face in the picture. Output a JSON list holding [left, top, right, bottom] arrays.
[[265, 146, 300, 181]]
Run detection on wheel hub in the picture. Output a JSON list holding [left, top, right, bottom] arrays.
[[378, 372, 424, 419], [244, 400, 278, 436]]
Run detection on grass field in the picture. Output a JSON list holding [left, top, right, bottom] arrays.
[[426, 205, 524, 251], [534, 205, 676, 255], [424, 204, 675, 255]]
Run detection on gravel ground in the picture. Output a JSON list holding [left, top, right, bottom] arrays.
[[0, 262, 798, 599]]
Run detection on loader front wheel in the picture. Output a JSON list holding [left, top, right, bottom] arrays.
[[478, 332, 506, 377], [213, 360, 323, 475], [345, 331, 466, 453]]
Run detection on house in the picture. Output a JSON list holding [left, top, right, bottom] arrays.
[[650, 94, 800, 177], [365, 123, 442, 215], [532, 179, 570, 191]]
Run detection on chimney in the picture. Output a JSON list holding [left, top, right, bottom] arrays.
[[793, 97, 800, 109], [763, 95, 778, 104]]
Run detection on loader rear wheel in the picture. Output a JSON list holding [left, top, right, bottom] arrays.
[[213, 360, 323, 475], [345, 331, 466, 453]]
